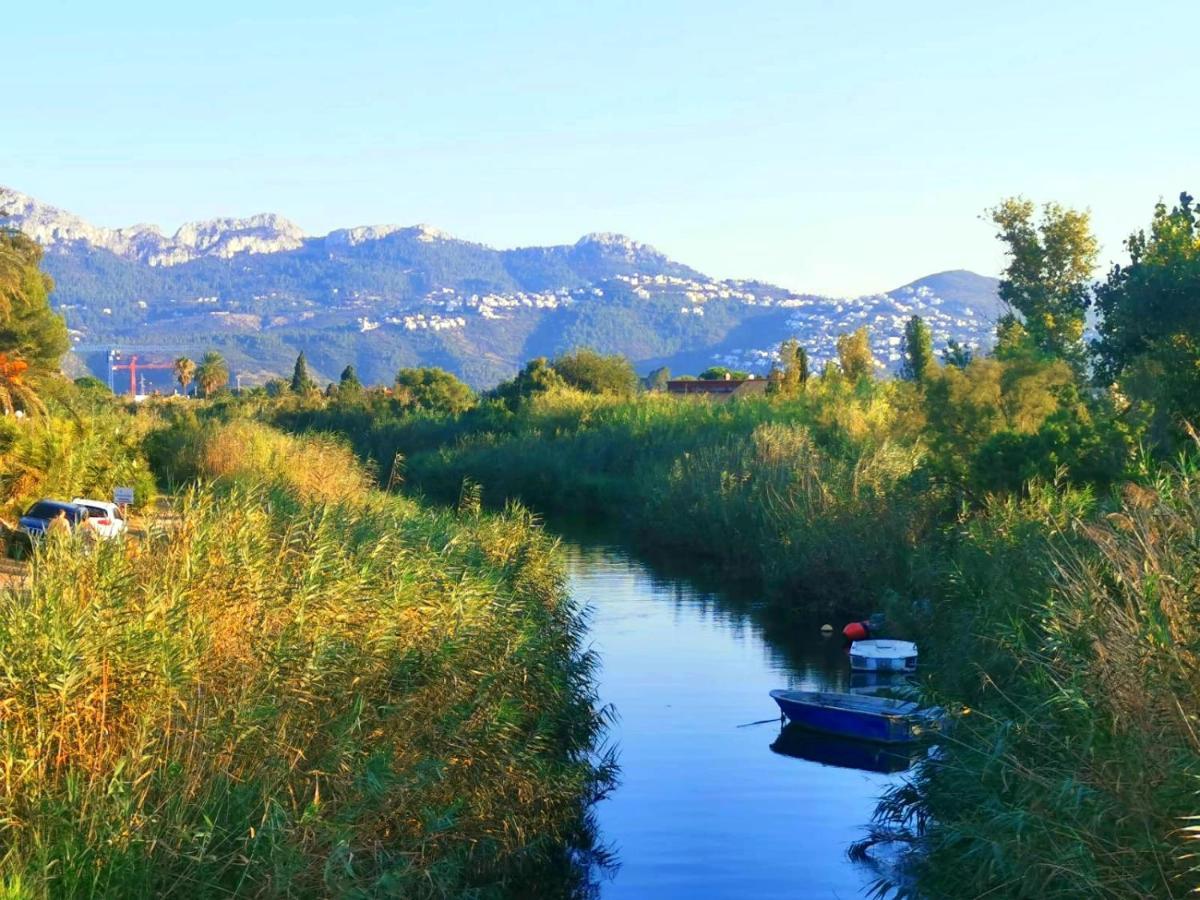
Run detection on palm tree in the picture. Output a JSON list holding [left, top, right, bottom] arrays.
[[174, 356, 196, 396], [0, 353, 45, 418], [195, 351, 229, 398]]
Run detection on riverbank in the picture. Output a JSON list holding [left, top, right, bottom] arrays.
[[0, 414, 613, 897], [271, 383, 1199, 898]]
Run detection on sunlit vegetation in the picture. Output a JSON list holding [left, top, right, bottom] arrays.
[[0, 419, 613, 897], [268, 193, 1200, 897]]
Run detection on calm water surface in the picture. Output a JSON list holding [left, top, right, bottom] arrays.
[[564, 540, 904, 899]]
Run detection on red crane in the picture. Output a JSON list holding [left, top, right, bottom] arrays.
[[110, 355, 176, 396]]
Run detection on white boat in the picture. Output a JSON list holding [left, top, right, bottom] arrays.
[[849, 639, 918, 672]]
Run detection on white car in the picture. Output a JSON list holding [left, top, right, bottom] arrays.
[[70, 499, 128, 540]]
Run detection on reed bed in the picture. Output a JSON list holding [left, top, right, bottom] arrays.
[[0, 422, 612, 897], [273, 382, 1200, 896]]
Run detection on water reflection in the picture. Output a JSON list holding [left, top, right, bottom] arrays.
[[560, 534, 908, 899], [770, 724, 920, 774]]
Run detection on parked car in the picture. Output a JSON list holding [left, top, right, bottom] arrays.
[[71, 498, 128, 540], [18, 500, 90, 539]]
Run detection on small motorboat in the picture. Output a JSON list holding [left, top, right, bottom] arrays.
[[769, 689, 938, 744], [849, 639, 918, 672]]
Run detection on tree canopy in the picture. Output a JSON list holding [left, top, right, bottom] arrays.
[[899, 316, 935, 382], [769, 338, 809, 397], [836, 327, 875, 381], [1092, 192, 1200, 443], [394, 367, 475, 415], [0, 229, 68, 375], [551, 348, 639, 396], [989, 198, 1098, 363], [196, 351, 229, 398], [290, 352, 317, 394]]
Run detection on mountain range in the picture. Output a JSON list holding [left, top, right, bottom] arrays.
[[0, 187, 1003, 390]]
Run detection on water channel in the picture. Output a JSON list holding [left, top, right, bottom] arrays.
[[564, 538, 909, 899]]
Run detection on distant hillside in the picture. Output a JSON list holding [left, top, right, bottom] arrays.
[[1, 187, 1002, 389]]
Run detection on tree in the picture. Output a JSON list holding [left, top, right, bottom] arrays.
[[290, 352, 316, 394], [339, 364, 363, 392], [698, 366, 750, 380], [394, 367, 475, 414], [941, 340, 973, 369], [174, 357, 196, 395], [645, 366, 671, 391], [195, 351, 229, 398], [552, 348, 640, 395], [836, 327, 876, 381], [769, 338, 809, 397], [989, 197, 1099, 363], [899, 316, 935, 382], [1092, 192, 1200, 442], [492, 358, 566, 409], [0, 228, 68, 373]]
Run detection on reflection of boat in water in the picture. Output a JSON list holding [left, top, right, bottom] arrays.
[[849, 671, 919, 698], [770, 723, 922, 773]]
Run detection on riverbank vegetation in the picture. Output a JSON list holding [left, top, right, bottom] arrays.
[[262, 194, 1200, 897]]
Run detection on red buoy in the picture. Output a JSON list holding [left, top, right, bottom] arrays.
[[842, 621, 869, 641]]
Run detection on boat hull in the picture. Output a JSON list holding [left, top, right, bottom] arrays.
[[849, 653, 918, 672], [769, 690, 928, 744]]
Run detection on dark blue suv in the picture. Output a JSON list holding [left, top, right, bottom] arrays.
[[18, 500, 90, 538]]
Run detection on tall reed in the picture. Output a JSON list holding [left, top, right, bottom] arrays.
[[0, 421, 613, 897]]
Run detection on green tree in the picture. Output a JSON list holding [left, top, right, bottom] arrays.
[[698, 366, 749, 380], [492, 358, 566, 409], [394, 367, 475, 414], [899, 315, 935, 382], [339, 364, 363, 392], [989, 197, 1099, 363], [552, 348, 639, 395], [645, 366, 671, 391], [941, 339, 973, 369], [290, 352, 316, 394], [769, 338, 809, 396], [174, 357, 196, 395], [0, 229, 68, 373], [836, 327, 876, 381], [195, 351, 229, 398], [1093, 192, 1200, 444]]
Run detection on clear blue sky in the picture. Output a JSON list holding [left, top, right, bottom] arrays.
[[7, 1, 1198, 294]]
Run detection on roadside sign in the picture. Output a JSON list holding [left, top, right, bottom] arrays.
[[114, 487, 135, 505]]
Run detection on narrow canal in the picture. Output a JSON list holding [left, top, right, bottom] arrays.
[[564, 539, 907, 899]]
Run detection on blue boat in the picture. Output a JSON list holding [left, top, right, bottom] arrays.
[[769, 689, 937, 744]]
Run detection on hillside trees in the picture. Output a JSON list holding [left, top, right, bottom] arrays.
[[989, 198, 1098, 364]]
